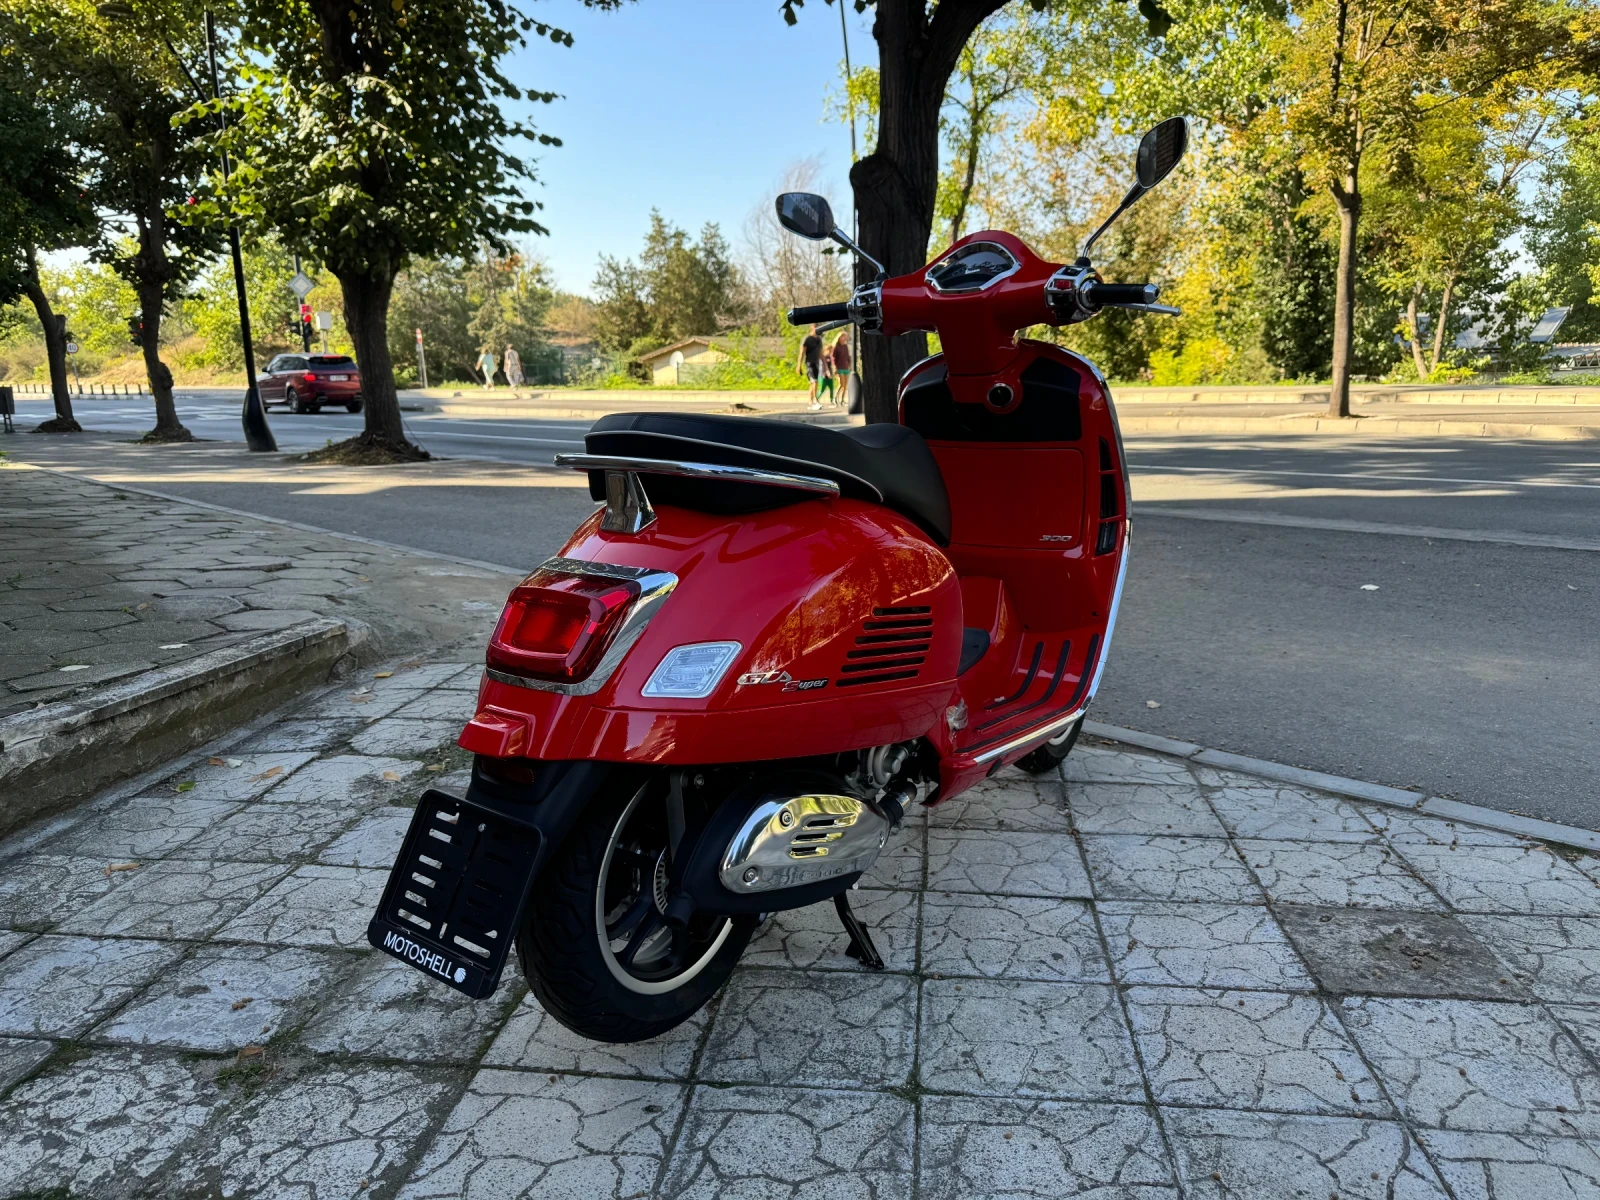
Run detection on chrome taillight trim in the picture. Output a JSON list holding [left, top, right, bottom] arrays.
[[486, 556, 679, 696]]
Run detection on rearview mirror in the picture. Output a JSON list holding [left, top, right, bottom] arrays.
[[776, 193, 836, 241], [1136, 117, 1188, 190]]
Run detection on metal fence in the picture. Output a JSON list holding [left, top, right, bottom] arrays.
[[4, 381, 149, 396]]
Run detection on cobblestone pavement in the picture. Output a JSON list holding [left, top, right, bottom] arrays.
[[3, 660, 1600, 1198], [0, 462, 518, 718]]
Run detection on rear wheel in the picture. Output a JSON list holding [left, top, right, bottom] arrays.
[[345, 401, 362, 413], [517, 773, 753, 1042], [1016, 716, 1084, 775], [288, 388, 306, 414]]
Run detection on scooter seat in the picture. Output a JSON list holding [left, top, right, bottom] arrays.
[[586, 412, 952, 545]]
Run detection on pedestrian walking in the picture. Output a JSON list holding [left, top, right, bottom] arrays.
[[799, 324, 823, 410], [830, 332, 853, 408], [476, 347, 497, 389], [817, 342, 837, 406], [504, 344, 524, 391]]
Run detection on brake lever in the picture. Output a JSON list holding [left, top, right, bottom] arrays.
[[1102, 302, 1182, 316]]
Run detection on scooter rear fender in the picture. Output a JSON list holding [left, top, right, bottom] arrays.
[[463, 497, 962, 766]]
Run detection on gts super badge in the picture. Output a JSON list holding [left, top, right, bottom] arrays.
[[737, 669, 828, 693]]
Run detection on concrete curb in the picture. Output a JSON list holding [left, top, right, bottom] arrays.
[[1116, 413, 1600, 440], [1082, 719, 1600, 852], [0, 617, 366, 838]]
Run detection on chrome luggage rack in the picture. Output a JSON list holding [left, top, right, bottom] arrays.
[[553, 453, 840, 534]]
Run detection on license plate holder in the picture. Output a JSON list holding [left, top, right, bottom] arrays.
[[329, 374, 349, 381], [366, 788, 540, 999]]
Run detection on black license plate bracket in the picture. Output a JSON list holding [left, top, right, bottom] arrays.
[[366, 788, 541, 999]]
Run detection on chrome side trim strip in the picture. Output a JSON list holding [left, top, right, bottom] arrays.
[[555, 453, 841, 497], [489, 557, 679, 696], [971, 706, 1088, 765], [1087, 529, 1128, 702]]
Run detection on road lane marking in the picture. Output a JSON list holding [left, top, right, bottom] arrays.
[[1144, 464, 1600, 490], [1136, 505, 1600, 553]]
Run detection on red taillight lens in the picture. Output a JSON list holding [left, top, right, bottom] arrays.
[[486, 569, 641, 683]]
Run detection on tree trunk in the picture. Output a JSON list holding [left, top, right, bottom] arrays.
[[1327, 189, 1360, 418], [853, 0, 1006, 424], [139, 281, 191, 442], [1428, 277, 1454, 376], [21, 246, 79, 432], [1406, 288, 1428, 380], [341, 268, 420, 453]]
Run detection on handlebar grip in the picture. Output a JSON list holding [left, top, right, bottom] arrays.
[[787, 302, 850, 326], [1083, 282, 1159, 308]]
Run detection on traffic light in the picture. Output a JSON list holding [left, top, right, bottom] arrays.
[[298, 303, 313, 344], [127, 315, 144, 347]]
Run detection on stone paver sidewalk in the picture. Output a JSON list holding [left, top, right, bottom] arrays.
[[0, 462, 516, 718], [3, 660, 1600, 1198]]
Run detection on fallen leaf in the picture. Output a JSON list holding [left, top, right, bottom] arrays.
[[58, 664, 89, 673], [208, 757, 226, 766], [358, 576, 370, 582], [373, 671, 394, 679], [424, 764, 444, 772], [349, 694, 374, 704], [226, 758, 243, 768], [1145, 700, 1161, 709], [381, 770, 401, 781], [176, 781, 197, 793], [159, 643, 188, 649], [231, 997, 254, 1011], [399, 660, 422, 669], [136, 602, 150, 611], [1360, 584, 1380, 591], [236, 1044, 264, 1060], [248, 766, 284, 782], [104, 862, 141, 876]]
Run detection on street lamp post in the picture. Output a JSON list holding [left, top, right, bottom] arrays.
[[97, 3, 275, 452]]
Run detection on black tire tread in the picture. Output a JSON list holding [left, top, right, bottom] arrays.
[[517, 779, 750, 1043]]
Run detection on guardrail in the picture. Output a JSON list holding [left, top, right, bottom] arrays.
[[4, 382, 149, 396]]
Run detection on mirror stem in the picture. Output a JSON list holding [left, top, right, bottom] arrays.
[[829, 227, 887, 280], [1079, 183, 1145, 262]]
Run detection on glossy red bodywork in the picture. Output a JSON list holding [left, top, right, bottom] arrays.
[[462, 229, 1129, 809]]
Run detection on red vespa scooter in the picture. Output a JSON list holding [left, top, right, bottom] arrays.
[[368, 119, 1190, 1042]]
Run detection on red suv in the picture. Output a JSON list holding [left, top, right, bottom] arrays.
[[260, 353, 363, 413]]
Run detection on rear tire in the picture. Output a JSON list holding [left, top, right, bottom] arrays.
[[288, 388, 306, 414], [517, 772, 753, 1042], [1016, 716, 1084, 775], [346, 401, 362, 413]]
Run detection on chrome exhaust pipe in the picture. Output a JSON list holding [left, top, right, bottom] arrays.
[[719, 793, 889, 894]]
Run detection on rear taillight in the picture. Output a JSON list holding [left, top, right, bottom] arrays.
[[486, 567, 641, 683]]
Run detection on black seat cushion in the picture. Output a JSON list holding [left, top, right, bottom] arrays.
[[586, 412, 952, 545]]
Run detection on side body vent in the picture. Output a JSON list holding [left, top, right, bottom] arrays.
[[1095, 437, 1122, 555], [836, 605, 933, 688]]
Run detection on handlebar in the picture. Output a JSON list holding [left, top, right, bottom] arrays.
[[1081, 281, 1159, 308], [787, 302, 850, 326]]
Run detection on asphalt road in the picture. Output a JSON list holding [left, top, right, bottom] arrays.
[[14, 394, 1599, 826]]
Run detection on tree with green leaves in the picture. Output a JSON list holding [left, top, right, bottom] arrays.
[[0, 82, 96, 431], [192, 0, 610, 459], [2, 0, 218, 439], [593, 212, 746, 354], [1279, 0, 1583, 413]]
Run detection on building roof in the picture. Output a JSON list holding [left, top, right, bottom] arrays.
[[636, 336, 788, 364]]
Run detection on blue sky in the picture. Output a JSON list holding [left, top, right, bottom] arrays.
[[502, 0, 877, 294]]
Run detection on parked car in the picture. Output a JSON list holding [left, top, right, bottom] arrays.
[[260, 353, 362, 413]]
